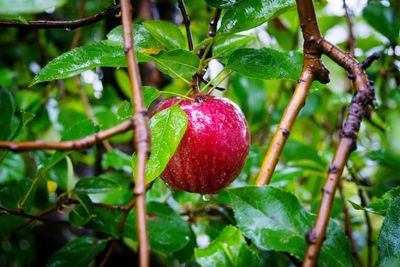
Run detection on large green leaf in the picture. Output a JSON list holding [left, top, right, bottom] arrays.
[[143, 20, 186, 50], [0, 87, 15, 140], [105, 23, 162, 50], [70, 201, 192, 253], [229, 186, 353, 267], [218, 0, 296, 34], [195, 225, 260, 267], [205, 0, 239, 9], [363, 2, 400, 43], [231, 74, 266, 125], [378, 197, 400, 267], [132, 105, 188, 183], [46, 236, 108, 267], [31, 44, 127, 85], [213, 34, 255, 63], [151, 49, 200, 81], [226, 48, 302, 81], [124, 202, 192, 253], [0, 0, 66, 15]]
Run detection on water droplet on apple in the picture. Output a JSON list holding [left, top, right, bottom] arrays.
[[202, 194, 211, 202]]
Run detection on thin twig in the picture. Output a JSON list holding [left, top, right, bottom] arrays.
[[0, 118, 135, 151], [347, 166, 373, 267], [120, 1, 151, 267], [0, 205, 67, 225], [338, 182, 364, 267], [0, 4, 120, 30], [178, 0, 194, 51], [198, 8, 221, 59]]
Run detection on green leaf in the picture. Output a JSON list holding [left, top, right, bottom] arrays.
[[105, 23, 162, 50], [231, 74, 266, 125], [213, 34, 255, 62], [0, 88, 15, 140], [378, 197, 400, 267], [0, 153, 25, 184], [143, 86, 161, 108], [71, 202, 192, 253], [32, 44, 127, 85], [218, 0, 296, 34], [143, 20, 186, 50], [363, 2, 400, 43], [74, 176, 122, 194], [229, 186, 353, 267], [0, 0, 66, 15], [151, 49, 200, 81], [205, 0, 239, 9], [61, 119, 98, 141], [349, 186, 400, 216], [132, 105, 188, 183], [125, 202, 192, 253], [195, 225, 260, 267], [46, 236, 108, 267], [226, 48, 302, 81], [102, 150, 132, 172]]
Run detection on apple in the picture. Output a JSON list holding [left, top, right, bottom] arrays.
[[150, 95, 250, 194]]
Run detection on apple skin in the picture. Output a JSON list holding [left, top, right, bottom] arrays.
[[151, 95, 250, 194]]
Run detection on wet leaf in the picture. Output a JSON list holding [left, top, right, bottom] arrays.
[[0, 0, 66, 15], [143, 20, 186, 50]]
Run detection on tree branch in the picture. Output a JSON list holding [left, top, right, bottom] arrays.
[[120, 1, 151, 267], [303, 20, 377, 267], [0, 118, 135, 151], [178, 0, 194, 51], [0, 4, 120, 30], [256, 69, 313, 185], [256, 0, 330, 185]]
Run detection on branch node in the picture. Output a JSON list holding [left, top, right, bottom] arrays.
[[280, 128, 290, 136], [305, 229, 317, 244], [362, 52, 380, 69], [328, 164, 338, 174]]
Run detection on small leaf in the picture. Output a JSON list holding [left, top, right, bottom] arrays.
[[378, 197, 400, 266], [226, 48, 302, 81], [74, 176, 122, 194], [102, 150, 131, 172], [0, 87, 15, 140], [218, 0, 296, 34], [46, 236, 108, 267], [143, 20, 186, 50], [0, 0, 66, 15], [229, 186, 353, 267], [349, 186, 400, 216], [143, 86, 161, 108], [195, 225, 260, 267], [132, 106, 188, 183], [0, 153, 25, 184]]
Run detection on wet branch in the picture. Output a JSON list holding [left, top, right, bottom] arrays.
[[120, 0, 151, 266], [0, 119, 135, 151], [178, 0, 194, 51], [0, 4, 120, 30]]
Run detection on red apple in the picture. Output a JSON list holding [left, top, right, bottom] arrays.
[[151, 95, 250, 194]]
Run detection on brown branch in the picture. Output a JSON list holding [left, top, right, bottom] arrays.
[[338, 182, 364, 267], [0, 118, 135, 151], [0, 205, 67, 225], [256, 70, 313, 185], [178, 0, 194, 51], [302, 28, 377, 267], [256, 0, 329, 186], [343, 0, 355, 56], [120, 1, 151, 267], [198, 8, 221, 59], [0, 4, 120, 30]]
